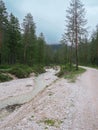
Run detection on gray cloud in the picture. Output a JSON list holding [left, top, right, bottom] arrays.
[[3, 0, 98, 43]]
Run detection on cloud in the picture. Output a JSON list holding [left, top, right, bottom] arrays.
[[3, 0, 98, 43]]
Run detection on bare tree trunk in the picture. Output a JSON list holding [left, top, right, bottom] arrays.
[[70, 47, 72, 69], [0, 31, 2, 64], [75, 34, 78, 70], [24, 46, 26, 64], [0, 31, 2, 49], [75, 0, 78, 70]]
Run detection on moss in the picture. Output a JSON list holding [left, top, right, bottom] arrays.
[[44, 119, 55, 126]]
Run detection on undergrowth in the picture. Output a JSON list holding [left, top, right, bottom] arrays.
[[56, 64, 86, 82], [0, 73, 12, 82], [0, 64, 45, 81]]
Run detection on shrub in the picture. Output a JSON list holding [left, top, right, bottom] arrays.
[[56, 65, 67, 77], [9, 67, 27, 78], [9, 64, 33, 78], [0, 73, 12, 82], [0, 64, 45, 79], [0, 64, 11, 69], [9, 65, 32, 78], [32, 65, 45, 74]]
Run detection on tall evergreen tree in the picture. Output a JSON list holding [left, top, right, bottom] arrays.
[[90, 25, 98, 65], [22, 13, 36, 65], [64, 0, 87, 70], [8, 13, 21, 64], [0, 0, 8, 63], [37, 33, 46, 64]]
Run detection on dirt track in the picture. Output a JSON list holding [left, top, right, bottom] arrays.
[[71, 67, 98, 130], [0, 67, 98, 130]]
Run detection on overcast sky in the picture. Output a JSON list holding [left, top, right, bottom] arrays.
[[3, 0, 98, 44]]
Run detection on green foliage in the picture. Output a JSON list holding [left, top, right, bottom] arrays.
[[56, 64, 86, 82], [0, 64, 45, 81], [32, 65, 45, 74], [0, 73, 12, 82], [36, 33, 45, 64], [44, 119, 55, 126], [42, 119, 63, 127], [64, 67, 86, 82], [56, 66, 65, 77], [56, 63, 71, 77], [0, 64, 11, 69], [1, 0, 98, 68], [0, 0, 8, 27], [9, 64, 33, 78], [22, 13, 36, 65]]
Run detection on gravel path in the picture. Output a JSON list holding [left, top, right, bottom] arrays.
[[71, 67, 98, 130], [0, 67, 98, 130]]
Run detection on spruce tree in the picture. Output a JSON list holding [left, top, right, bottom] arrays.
[[22, 13, 36, 65]]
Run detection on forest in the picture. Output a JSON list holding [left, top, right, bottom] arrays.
[[0, 0, 98, 70], [0, 1, 98, 129]]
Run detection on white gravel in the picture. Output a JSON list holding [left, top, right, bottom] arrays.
[[0, 78, 35, 100], [0, 67, 98, 130]]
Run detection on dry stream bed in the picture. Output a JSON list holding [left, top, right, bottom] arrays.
[[0, 67, 98, 130]]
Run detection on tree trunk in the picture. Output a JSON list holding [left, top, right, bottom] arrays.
[[0, 31, 2, 49], [0, 31, 2, 64], [75, 39, 78, 70], [75, 0, 78, 70], [24, 45, 27, 64]]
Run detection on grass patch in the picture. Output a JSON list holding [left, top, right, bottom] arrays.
[[41, 118, 63, 127], [44, 119, 55, 126], [0, 73, 12, 82], [64, 67, 86, 82], [56, 64, 86, 82]]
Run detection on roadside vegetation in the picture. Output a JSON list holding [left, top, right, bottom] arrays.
[[57, 64, 86, 82], [0, 73, 13, 82], [0, 64, 45, 82]]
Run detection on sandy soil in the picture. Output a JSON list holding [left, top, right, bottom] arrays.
[[0, 67, 98, 130]]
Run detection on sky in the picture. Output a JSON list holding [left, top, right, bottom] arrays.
[[3, 0, 98, 44]]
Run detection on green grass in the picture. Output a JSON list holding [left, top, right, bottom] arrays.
[[64, 67, 86, 82], [56, 64, 86, 82], [41, 118, 63, 127], [44, 119, 55, 126]]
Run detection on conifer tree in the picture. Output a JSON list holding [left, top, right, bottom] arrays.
[[64, 0, 87, 70]]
